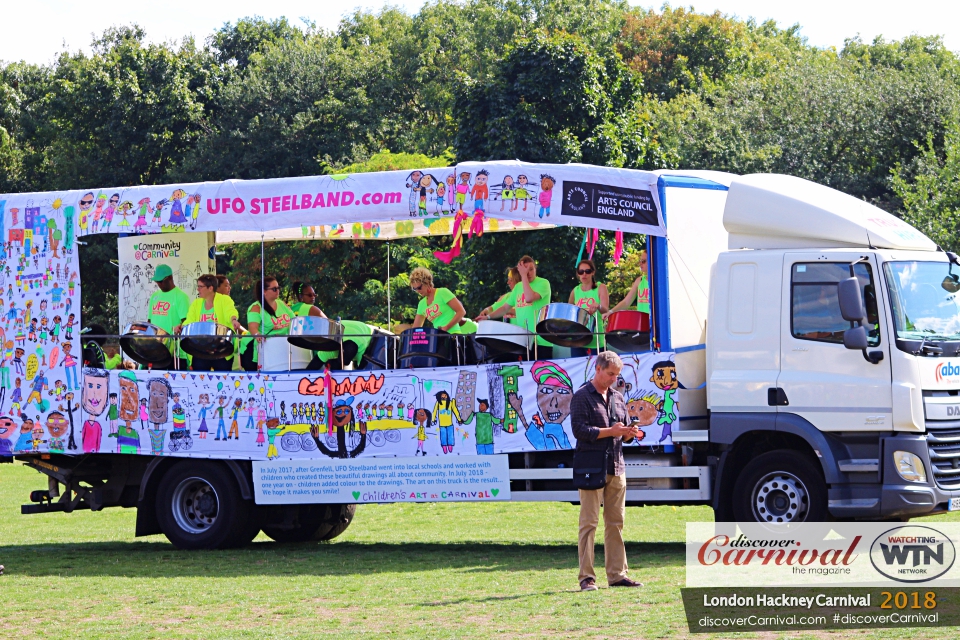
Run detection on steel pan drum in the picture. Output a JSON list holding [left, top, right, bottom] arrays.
[[260, 337, 313, 371], [360, 326, 396, 370], [475, 320, 533, 355], [179, 322, 236, 358], [604, 310, 650, 352], [120, 322, 174, 367], [398, 327, 453, 368], [536, 303, 595, 348], [287, 316, 343, 351]]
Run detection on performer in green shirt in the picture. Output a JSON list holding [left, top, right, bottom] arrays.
[[245, 276, 296, 369], [606, 248, 651, 316], [568, 259, 608, 354], [410, 267, 466, 334], [480, 255, 553, 357], [289, 281, 328, 318], [178, 274, 242, 371], [477, 267, 520, 325], [146, 264, 190, 365]]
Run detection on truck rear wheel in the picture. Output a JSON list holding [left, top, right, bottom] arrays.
[[732, 450, 827, 525], [262, 504, 356, 543], [156, 461, 258, 550]]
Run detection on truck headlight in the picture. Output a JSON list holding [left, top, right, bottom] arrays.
[[893, 451, 927, 483]]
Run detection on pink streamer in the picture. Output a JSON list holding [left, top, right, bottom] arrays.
[[587, 228, 599, 260], [434, 211, 469, 264], [469, 211, 485, 239], [613, 231, 624, 266]]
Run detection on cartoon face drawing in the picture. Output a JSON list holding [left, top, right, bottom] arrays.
[[0, 416, 14, 441], [198, 393, 209, 406], [536, 383, 572, 424], [406, 171, 422, 189], [419, 174, 434, 189], [46, 411, 68, 438], [82, 370, 109, 416], [148, 378, 170, 424], [332, 404, 353, 428], [540, 175, 555, 191], [650, 362, 678, 391], [626, 397, 658, 426], [119, 375, 140, 422], [414, 408, 428, 424], [475, 172, 488, 187]]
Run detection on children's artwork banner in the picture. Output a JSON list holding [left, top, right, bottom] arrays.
[[38, 353, 678, 461], [0, 196, 82, 458], [252, 455, 511, 504], [0, 161, 665, 240]]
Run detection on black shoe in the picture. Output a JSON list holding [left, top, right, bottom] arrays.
[[580, 578, 598, 592], [610, 578, 642, 588]]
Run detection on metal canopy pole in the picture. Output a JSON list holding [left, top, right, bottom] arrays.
[[386, 241, 391, 333]]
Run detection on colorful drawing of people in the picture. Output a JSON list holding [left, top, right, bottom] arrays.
[[107, 392, 118, 434], [215, 396, 228, 440], [650, 361, 679, 443], [0, 416, 14, 456], [266, 417, 282, 459], [405, 170, 423, 216], [500, 175, 516, 212], [138, 398, 149, 429], [10, 377, 21, 416], [508, 361, 573, 450], [134, 197, 151, 230], [14, 417, 34, 452], [256, 409, 266, 447], [78, 192, 94, 235], [61, 340, 79, 390], [101, 193, 119, 232], [186, 193, 202, 230], [538, 174, 555, 218], [470, 399, 501, 455], [80, 368, 108, 453], [168, 189, 189, 226], [417, 174, 437, 217], [26, 368, 48, 411], [245, 398, 256, 430], [413, 407, 431, 456], [118, 371, 139, 434], [45, 411, 69, 453], [229, 398, 242, 440], [515, 174, 530, 211], [196, 393, 210, 439], [456, 171, 470, 213], [91, 194, 106, 233], [432, 390, 461, 454], [109, 422, 141, 454], [147, 377, 172, 455], [471, 169, 489, 213]]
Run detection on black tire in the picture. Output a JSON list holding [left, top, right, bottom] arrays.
[[155, 461, 256, 550], [732, 450, 828, 530], [262, 504, 356, 543], [314, 504, 356, 541]]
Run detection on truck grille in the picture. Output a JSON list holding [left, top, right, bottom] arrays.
[[926, 419, 960, 490]]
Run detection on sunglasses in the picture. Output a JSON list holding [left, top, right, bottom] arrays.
[[577, 268, 594, 275], [265, 286, 280, 292], [412, 284, 423, 291], [79, 200, 93, 206]]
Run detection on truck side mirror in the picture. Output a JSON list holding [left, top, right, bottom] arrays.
[[843, 325, 869, 350], [838, 278, 865, 322]]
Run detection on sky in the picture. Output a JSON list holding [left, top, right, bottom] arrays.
[[2, 0, 959, 65]]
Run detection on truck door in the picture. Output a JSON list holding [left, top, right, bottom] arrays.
[[778, 253, 892, 432]]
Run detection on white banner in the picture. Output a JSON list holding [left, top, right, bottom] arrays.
[[117, 232, 215, 329], [0, 162, 665, 241], [252, 454, 511, 504], [60, 353, 677, 461]]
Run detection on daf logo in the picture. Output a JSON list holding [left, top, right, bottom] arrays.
[[870, 525, 956, 583], [948, 406, 960, 417]]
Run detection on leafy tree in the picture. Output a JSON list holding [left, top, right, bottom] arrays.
[[209, 16, 305, 70]]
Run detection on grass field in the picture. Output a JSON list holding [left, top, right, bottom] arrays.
[[1, 462, 959, 639]]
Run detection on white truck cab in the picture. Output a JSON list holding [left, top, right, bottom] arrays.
[[707, 174, 959, 523]]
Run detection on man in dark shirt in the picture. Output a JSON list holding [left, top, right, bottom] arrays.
[[571, 351, 642, 591]]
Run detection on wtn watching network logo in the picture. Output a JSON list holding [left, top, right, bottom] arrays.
[[870, 526, 956, 583]]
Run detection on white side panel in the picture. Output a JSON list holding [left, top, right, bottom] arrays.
[[665, 187, 729, 351], [707, 251, 784, 411]]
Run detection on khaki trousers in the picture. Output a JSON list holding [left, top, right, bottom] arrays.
[[578, 473, 628, 585]]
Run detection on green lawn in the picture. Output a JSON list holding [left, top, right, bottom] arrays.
[[1, 461, 959, 639]]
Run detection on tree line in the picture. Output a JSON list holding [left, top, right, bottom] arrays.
[[1, 1, 958, 331]]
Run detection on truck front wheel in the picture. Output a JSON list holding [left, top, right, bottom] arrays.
[[732, 450, 827, 524], [156, 461, 259, 550]]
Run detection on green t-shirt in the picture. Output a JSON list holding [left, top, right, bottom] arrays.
[[473, 412, 499, 445], [246, 299, 295, 363], [458, 318, 478, 334], [506, 277, 552, 346], [147, 287, 190, 358], [317, 320, 373, 365], [572, 284, 605, 349], [416, 287, 462, 334], [636, 274, 650, 314], [291, 301, 312, 317]]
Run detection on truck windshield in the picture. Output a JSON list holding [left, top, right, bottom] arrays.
[[884, 261, 960, 340]]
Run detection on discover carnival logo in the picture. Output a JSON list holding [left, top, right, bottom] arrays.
[[869, 526, 956, 583], [935, 361, 960, 384]]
